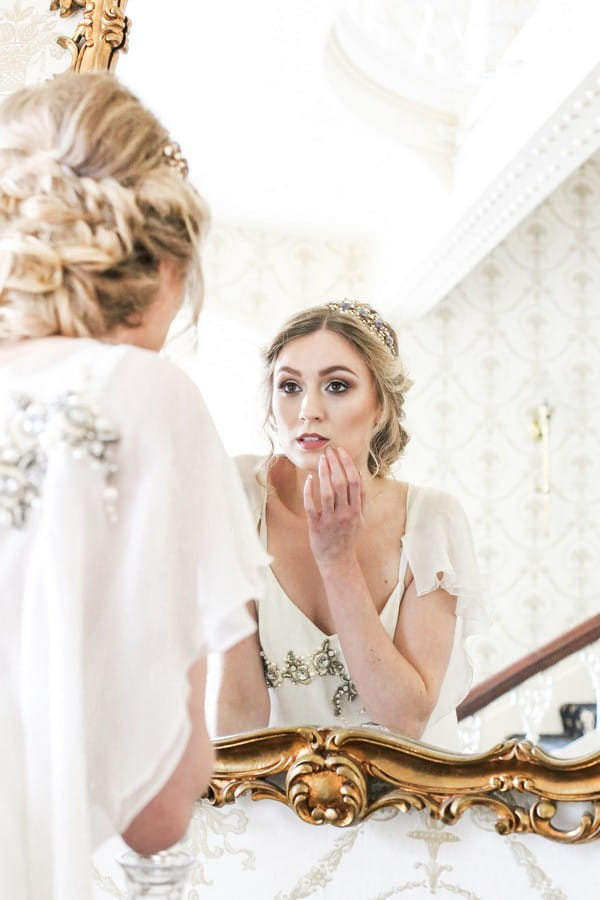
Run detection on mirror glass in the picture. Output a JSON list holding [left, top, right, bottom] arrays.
[[116, 3, 600, 754]]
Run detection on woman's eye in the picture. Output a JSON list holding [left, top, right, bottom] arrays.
[[326, 380, 349, 393], [279, 381, 301, 394]]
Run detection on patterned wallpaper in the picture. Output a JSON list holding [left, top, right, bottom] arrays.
[[0, 1, 69, 97], [399, 153, 600, 690], [195, 156, 600, 744]]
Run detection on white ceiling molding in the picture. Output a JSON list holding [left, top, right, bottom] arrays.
[[324, 29, 458, 185], [325, 1, 543, 184], [386, 69, 600, 319]]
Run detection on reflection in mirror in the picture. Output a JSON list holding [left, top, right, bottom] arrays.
[[199, 153, 600, 756], [113, 4, 600, 756], [214, 301, 487, 753]]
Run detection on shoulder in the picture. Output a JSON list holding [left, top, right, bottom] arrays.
[[93, 344, 224, 461], [406, 484, 470, 532], [109, 344, 201, 403], [102, 344, 211, 428]]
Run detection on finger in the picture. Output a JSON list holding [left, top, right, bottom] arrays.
[[303, 473, 318, 524], [336, 446, 361, 508], [318, 453, 335, 513], [325, 446, 349, 506]]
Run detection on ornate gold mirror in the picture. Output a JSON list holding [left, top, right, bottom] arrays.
[[36, 4, 600, 884], [49, 0, 128, 72]]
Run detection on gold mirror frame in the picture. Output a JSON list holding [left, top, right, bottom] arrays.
[[209, 727, 600, 844], [49, 0, 129, 72], [46, 3, 600, 847]]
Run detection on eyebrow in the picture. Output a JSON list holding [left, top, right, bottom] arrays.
[[276, 365, 359, 377]]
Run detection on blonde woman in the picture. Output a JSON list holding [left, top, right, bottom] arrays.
[[218, 302, 487, 749], [0, 73, 266, 900]]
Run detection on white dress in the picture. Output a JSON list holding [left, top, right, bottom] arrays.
[[0, 340, 268, 900], [235, 455, 488, 751]]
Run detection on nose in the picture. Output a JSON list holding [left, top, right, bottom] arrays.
[[299, 387, 323, 423]]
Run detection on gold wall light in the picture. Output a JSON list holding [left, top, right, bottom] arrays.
[[529, 401, 553, 534]]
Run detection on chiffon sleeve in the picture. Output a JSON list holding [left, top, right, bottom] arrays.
[[83, 348, 270, 834], [402, 486, 489, 638], [402, 486, 490, 727], [3, 342, 269, 900]]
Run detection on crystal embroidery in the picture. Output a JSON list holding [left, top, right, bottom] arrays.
[[0, 391, 120, 528], [261, 638, 358, 717]]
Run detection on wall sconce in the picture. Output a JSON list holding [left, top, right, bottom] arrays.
[[529, 401, 553, 534]]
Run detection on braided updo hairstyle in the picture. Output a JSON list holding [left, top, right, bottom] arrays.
[[0, 72, 209, 341]]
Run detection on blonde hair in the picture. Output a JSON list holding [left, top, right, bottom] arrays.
[[0, 72, 209, 341], [263, 303, 411, 476]]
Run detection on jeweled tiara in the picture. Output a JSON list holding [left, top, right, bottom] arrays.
[[326, 299, 398, 356]]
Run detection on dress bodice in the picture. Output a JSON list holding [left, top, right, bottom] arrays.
[[258, 485, 408, 727], [236, 455, 489, 751]]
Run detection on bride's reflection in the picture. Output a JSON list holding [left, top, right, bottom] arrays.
[[217, 300, 488, 750]]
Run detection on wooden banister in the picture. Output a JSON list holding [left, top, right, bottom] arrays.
[[457, 613, 600, 721]]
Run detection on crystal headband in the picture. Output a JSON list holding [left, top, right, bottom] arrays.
[[162, 140, 189, 177], [326, 299, 398, 356]]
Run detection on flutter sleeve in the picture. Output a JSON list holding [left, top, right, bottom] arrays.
[[3, 343, 269, 900], [83, 348, 270, 834], [401, 486, 490, 739]]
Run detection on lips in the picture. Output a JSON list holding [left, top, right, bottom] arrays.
[[297, 433, 329, 450]]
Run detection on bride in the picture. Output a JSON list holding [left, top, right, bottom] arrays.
[[0, 72, 266, 900], [217, 300, 488, 750]]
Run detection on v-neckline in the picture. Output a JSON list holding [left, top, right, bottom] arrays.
[[258, 481, 412, 638]]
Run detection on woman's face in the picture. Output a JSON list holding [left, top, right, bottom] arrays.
[[272, 328, 381, 474]]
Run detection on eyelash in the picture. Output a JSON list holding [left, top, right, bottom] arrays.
[[277, 380, 349, 394], [326, 380, 349, 393]]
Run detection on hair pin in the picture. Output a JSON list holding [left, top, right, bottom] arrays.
[[162, 141, 189, 178]]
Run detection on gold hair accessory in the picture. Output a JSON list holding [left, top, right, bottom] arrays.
[[162, 141, 189, 178], [326, 299, 398, 356]]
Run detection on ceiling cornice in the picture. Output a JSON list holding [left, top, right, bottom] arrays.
[[388, 63, 600, 320]]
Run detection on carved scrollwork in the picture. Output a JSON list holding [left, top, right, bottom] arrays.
[[208, 727, 600, 844], [287, 751, 367, 826], [49, 0, 129, 72], [49, 0, 86, 16], [101, 5, 128, 51]]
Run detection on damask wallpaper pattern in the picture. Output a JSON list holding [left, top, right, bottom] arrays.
[[0, 0, 68, 96], [399, 153, 600, 692], [197, 155, 600, 710]]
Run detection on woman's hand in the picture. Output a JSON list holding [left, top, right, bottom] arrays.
[[303, 446, 366, 567]]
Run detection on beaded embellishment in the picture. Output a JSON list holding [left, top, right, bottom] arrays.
[[261, 638, 358, 717], [326, 299, 398, 356], [162, 141, 189, 177], [0, 391, 120, 528]]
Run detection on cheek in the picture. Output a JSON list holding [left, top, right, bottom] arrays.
[[272, 396, 290, 428]]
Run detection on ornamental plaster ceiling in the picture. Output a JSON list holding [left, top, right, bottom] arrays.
[[118, 0, 600, 319]]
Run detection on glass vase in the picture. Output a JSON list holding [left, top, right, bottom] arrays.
[[118, 848, 194, 899]]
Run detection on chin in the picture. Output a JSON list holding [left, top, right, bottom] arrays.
[[284, 449, 321, 471]]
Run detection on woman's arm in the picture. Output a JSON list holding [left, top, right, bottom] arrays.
[[215, 602, 270, 737], [305, 446, 456, 738], [321, 561, 456, 737], [121, 658, 213, 855]]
